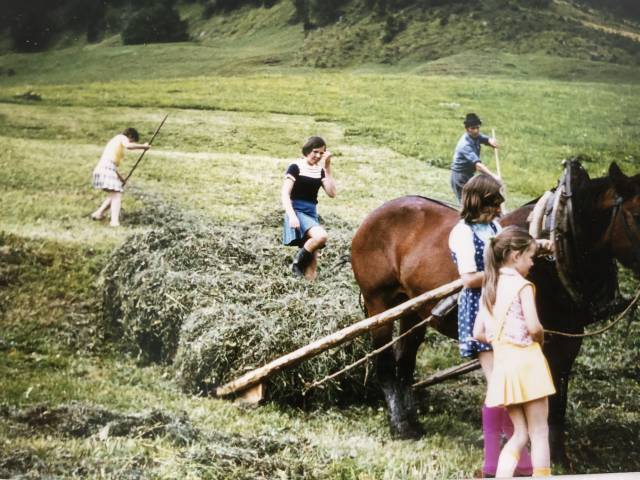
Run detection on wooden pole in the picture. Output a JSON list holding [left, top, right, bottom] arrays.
[[491, 128, 501, 179], [216, 278, 464, 397], [123, 113, 169, 185], [492, 127, 508, 213], [412, 359, 480, 390]]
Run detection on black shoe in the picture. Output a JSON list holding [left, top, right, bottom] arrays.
[[291, 248, 313, 277]]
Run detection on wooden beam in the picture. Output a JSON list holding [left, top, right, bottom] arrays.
[[412, 359, 480, 390], [238, 382, 266, 405], [216, 278, 463, 397]]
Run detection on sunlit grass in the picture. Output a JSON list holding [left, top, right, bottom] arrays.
[[1, 28, 639, 477]]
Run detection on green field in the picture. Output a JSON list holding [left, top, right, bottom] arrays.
[[1, 3, 640, 477]]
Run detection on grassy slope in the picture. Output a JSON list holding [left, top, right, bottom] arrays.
[[1, 1, 639, 478]]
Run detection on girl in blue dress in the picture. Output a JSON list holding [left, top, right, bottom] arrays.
[[281, 136, 336, 280], [448, 174, 533, 478]]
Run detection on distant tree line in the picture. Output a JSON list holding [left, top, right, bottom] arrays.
[[290, 0, 348, 28], [2, 0, 189, 51], [289, 0, 553, 29], [201, 0, 278, 18], [576, 0, 640, 21]]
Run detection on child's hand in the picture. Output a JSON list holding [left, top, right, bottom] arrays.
[[532, 330, 544, 345], [536, 239, 554, 256]]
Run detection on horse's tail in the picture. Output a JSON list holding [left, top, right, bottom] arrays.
[[334, 253, 369, 316]]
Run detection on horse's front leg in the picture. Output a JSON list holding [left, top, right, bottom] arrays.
[[544, 334, 583, 468]]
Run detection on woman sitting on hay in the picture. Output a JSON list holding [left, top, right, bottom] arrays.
[[281, 136, 337, 280]]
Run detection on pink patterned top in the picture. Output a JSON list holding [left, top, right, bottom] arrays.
[[477, 268, 533, 346]]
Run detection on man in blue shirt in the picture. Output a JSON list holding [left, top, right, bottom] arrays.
[[450, 113, 500, 202]]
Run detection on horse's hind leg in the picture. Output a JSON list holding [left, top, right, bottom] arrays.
[[368, 296, 423, 439], [392, 312, 428, 437]]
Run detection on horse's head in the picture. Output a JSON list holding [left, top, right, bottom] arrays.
[[598, 162, 640, 277]]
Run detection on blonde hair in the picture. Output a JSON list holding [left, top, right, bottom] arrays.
[[482, 226, 535, 313]]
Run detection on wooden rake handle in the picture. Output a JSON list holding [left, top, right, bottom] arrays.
[[123, 113, 169, 185]]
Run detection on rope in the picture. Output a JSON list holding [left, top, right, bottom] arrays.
[[303, 289, 639, 394], [543, 289, 640, 338], [303, 314, 437, 395]]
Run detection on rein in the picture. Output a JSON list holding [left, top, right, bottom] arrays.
[[544, 287, 640, 338], [304, 286, 640, 393], [303, 312, 438, 394]]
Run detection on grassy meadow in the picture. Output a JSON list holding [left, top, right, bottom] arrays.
[[1, 7, 640, 478]]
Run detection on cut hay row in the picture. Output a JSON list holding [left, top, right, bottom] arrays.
[[100, 194, 379, 405]]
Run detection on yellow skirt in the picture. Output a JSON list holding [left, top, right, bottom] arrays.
[[486, 341, 556, 407]]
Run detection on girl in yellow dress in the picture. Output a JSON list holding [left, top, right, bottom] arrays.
[[473, 227, 556, 478]]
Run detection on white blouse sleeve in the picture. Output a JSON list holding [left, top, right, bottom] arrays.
[[448, 222, 478, 275]]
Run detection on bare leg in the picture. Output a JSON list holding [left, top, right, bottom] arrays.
[[304, 251, 319, 281], [92, 195, 112, 219], [524, 397, 550, 474], [478, 350, 494, 381], [496, 405, 528, 478], [303, 225, 328, 253], [301, 226, 328, 279], [110, 192, 122, 227]]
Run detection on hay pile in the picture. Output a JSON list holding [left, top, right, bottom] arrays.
[[101, 196, 378, 405]]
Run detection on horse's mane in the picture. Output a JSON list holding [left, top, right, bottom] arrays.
[[574, 175, 613, 241], [414, 195, 460, 211], [576, 175, 612, 204]]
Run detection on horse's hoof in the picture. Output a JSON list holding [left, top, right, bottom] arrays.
[[391, 421, 424, 440]]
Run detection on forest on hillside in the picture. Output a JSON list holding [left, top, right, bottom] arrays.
[[2, 0, 640, 52]]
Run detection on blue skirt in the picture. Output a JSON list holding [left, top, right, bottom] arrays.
[[283, 199, 320, 247], [458, 287, 492, 358]]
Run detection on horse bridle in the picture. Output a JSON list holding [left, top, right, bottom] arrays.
[[533, 160, 640, 312], [603, 194, 640, 268]]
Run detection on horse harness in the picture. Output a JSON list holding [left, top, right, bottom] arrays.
[[528, 158, 636, 322]]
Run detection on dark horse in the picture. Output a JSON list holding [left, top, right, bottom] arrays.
[[351, 160, 640, 463]]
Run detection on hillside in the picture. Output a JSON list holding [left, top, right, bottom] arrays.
[[1, 0, 640, 79]]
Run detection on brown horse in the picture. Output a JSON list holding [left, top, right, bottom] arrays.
[[351, 160, 640, 463]]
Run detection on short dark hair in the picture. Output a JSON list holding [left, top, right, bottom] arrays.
[[460, 174, 504, 223], [464, 113, 482, 128], [122, 127, 140, 142], [302, 136, 326, 156]]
